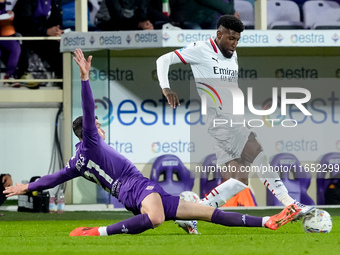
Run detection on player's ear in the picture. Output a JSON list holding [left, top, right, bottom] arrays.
[[216, 30, 222, 40]]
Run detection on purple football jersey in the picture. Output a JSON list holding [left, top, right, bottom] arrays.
[[29, 80, 143, 200]]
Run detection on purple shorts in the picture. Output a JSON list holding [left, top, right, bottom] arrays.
[[118, 176, 179, 220]]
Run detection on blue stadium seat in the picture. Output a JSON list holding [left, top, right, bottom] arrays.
[[303, 0, 340, 29], [267, 0, 304, 29], [234, 0, 255, 29], [317, 152, 340, 205], [150, 154, 194, 196]]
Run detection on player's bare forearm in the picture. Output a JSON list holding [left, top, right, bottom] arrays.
[[162, 88, 180, 109], [73, 48, 92, 80], [3, 183, 29, 197]]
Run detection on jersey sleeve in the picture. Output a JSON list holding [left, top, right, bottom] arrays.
[[81, 80, 100, 149], [174, 42, 203, 65], [156, 51, 182, 89], [28, 164, 80, 191], [156, 42, 202, 89]]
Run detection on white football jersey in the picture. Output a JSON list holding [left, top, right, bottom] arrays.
[[174, 38, 239, 116]]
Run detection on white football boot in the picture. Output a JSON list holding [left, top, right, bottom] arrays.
[[175, 220, 200, 234], [292, 200, 316, 221]]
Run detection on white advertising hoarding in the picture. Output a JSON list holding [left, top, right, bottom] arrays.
[[61, 30, 340, 52]]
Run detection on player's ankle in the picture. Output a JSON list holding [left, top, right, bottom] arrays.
[[98, 226, 108, 236], [262, 216, 270, 227], [277, 193, 295, 206]]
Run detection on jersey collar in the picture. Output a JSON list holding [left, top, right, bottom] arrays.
[[210, 37, 236, 59], [210, 38, 218, 54]]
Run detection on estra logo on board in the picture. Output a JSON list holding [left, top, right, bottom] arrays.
[[275, 140, 318, 153], [151, 141, 195, 154], [290, 33, 325, 44]]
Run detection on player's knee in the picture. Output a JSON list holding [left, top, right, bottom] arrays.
[[148, 213, 165, 228]]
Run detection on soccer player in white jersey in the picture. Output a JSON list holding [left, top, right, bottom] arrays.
[[156, 15, 315, 234]]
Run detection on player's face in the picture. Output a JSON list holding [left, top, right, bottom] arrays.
[[215, 27, 241, 58], [96, 119, 106, 140]]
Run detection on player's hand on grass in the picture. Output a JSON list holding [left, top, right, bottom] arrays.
[[3, 183, 29, 197], [73, 48, 92, 81], [163, 88, 180, 108]]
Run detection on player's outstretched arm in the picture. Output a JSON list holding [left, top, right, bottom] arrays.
[[3, 183, 29, 197], [73, 48, 92, 80], [156, 52, 182, 109], [73, 48, 103, 148]]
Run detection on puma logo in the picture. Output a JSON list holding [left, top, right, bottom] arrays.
[[212, 57, 219, 63]]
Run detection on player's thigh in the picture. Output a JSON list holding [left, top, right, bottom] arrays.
[[176, 199, 215, 221], [140, 192, 165, 225]]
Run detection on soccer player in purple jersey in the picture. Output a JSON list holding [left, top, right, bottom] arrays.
[[156, 15, 315, 229], [4, 48, 300, 236]]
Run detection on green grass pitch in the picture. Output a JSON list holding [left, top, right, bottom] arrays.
[[0, 208, 339, 255]]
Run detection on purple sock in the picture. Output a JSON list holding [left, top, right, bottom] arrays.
[[106, 213, 154, 235], [211, 208, 263, 227]]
